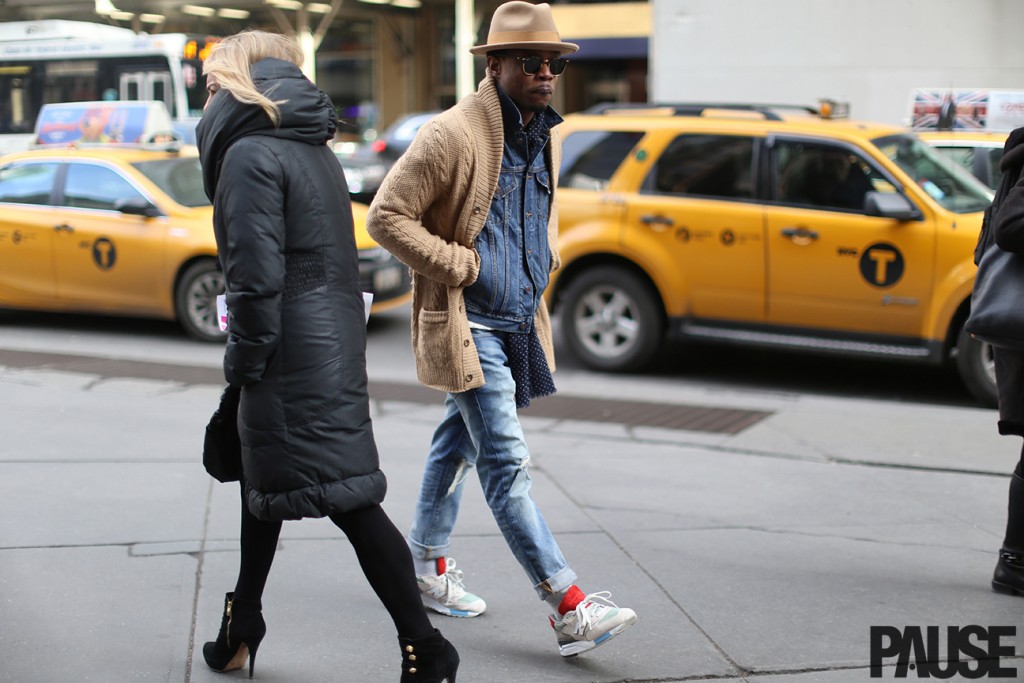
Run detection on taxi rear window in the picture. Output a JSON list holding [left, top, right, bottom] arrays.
[[132, 157, 209, 208]]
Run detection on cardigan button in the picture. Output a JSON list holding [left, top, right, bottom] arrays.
[[464, 339, 470, 347], [465, 374, 473, 382]]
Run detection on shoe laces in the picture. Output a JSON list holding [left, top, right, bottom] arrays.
[[563, 591, 617, 635], [434, 557, 468, 600]]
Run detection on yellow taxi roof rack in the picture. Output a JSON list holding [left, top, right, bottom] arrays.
[[584, 102, 822, 121]]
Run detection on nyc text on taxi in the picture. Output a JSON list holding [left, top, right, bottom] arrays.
[[549, 103, 996, 405]]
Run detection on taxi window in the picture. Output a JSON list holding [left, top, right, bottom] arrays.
[[63, 164, 145, 211], [560, 130, 644, 190], [874, 134, 992, 214], [642, 134, 754, 200], [0, 162, 58, 205], [931, 145, 1003, 190], [774, 141, 895, 212], [132, 157, 210, 208]]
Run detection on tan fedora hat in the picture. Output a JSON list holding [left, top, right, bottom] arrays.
[[470, 1, 579, 56]]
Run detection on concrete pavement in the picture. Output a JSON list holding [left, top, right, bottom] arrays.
[[1, 329, 1023, 682]]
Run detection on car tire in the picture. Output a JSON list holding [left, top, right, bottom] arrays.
[[560, 266, 663, 372], [956, 325, 998, 408], [175, 260, 226, 342]]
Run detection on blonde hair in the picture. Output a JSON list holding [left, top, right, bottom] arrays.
[[203, 30, 304, 126]]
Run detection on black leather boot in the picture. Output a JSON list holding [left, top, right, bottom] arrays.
[[398, 629, 459, 683], [993, 550, 1024, 596], [993, 471, 1024, 597], [203, 592, 267, 678]]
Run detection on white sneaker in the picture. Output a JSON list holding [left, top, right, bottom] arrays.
[[416, 557, 487, 618], [549, 591, 637, 657]]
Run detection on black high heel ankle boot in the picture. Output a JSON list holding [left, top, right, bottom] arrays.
[[203, 592, 267, 678], [398, 629, 459, 683]]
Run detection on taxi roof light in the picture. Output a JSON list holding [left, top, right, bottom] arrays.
[[818, 98, 850, 119]]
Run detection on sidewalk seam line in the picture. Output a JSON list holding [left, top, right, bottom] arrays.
[[184, 477, 215, 682]]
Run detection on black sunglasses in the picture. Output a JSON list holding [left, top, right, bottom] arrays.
[[511, 55, 569, 76]]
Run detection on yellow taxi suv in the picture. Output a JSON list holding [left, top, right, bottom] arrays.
[[0, 105, 409, 341], [549, 103, 997, 405]]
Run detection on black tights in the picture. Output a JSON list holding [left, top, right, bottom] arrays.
[[231, 482, 434, 639]]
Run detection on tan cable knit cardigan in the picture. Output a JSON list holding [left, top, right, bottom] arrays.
[[367, 76, 561, 393]]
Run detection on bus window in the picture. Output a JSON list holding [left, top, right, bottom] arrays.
[[149, 73, 172, 113], [0, 22, 207, 147], [121, 73, 143, 102]]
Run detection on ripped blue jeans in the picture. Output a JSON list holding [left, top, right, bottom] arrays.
[[407, 329, 576, 599]]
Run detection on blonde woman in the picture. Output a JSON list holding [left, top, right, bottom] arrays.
[[195, 30, 458, 682]]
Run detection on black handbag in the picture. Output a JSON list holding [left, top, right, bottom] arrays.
[[966, 242, 1024, 349], [203, 384, 243, 482]]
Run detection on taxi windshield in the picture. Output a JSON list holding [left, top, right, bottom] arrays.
[[872, 134, 992, 214], [131, 157, 209, 208]]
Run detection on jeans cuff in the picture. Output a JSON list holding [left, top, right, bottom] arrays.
[[407, 535, 450, 562], [533, 565, 577, 600]]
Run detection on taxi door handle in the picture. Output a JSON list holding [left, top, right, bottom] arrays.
[[54, 223, 75, 233], [641, 214, 674, 231], [781, 226, 818, 242]]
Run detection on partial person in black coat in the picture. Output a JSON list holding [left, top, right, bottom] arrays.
[[194, 30, 458, 682], [976, 127, 1024, 597]]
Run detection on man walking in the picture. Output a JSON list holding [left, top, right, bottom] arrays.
[[367, 0, 637, 657]]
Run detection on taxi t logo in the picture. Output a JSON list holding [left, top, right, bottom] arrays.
[[870, 625, 1017, 678], [859, 242, 904, 287]]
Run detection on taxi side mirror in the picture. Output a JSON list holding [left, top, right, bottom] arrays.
[[863, 191, 922, 222], [115, 197, 162, 218]]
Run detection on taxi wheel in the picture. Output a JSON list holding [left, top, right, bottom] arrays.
[[560, 266, 663, 372], [956, 326, 998, 408], [175, 260, 226, 342]]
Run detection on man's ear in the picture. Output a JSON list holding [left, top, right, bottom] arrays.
[[486, 55, 500, 78]]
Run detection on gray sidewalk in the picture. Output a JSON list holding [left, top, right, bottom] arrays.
[[1, 345, 1023, 682]]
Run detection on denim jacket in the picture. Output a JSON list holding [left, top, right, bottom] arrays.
[[463, 86, 563, 332]]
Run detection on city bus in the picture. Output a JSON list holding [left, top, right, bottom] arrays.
[[0, 20, 217, 153]]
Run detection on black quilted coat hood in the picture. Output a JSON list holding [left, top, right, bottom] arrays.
[[197, 58, 385, 521]]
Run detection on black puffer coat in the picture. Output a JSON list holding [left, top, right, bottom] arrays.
[[978, 128, 1024, 436], [196, 58, 386, 520]]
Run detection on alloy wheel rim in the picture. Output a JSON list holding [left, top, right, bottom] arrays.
[[573, 285, 640, 359]]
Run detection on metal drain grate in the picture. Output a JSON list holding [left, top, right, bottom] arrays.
[[0, 349, 773, 436], [369, 380, 771, 435]]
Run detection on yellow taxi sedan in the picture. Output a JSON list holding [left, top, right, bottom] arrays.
[[0, 145, 409, 341]]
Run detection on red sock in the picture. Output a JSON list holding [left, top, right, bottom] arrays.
[[558, 585, 585, 615], [435, 557, 447, 576]]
